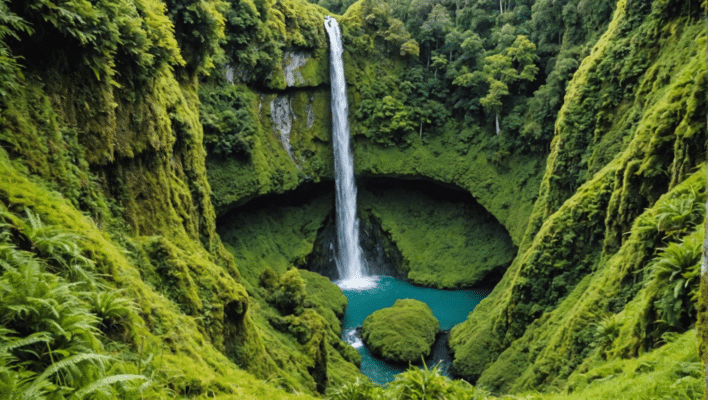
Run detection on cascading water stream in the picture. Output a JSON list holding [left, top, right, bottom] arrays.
[[324, 17, 375, 290], [323, 21, 491, 381]]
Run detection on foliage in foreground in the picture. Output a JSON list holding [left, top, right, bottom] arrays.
[[0, 209, 147, 399], [325, 330, 702, 400], [326, 363, 493, 400]]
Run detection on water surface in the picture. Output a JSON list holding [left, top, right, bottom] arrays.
[[340, 275, 489, 385]]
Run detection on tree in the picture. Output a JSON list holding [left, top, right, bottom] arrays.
[[459, 31, 484, 64], [400, 39, 420, 58], [480, 53, 513, 135], [421, 4, 453, 51], [430, 53, 448, 77], [419, 4, 453, 69], [480, 35, 538, 135], [507, 35, 539, 81], [162, 0, 225, 75], [383, 18, 419, 59], [442, 28, 464, 60], [271, 268, 307, 315]]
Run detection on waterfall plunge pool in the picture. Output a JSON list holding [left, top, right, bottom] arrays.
[[324, 17, 494, 384], [339, 275, 490, 385]]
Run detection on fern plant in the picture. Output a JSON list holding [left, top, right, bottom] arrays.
[[325, 377, 385, 400], [647, 233, 702, 331], [0, 244, 147, 398], [594, 313, 621, 346], [85, 289, 137, 337], [654, 187, 705, 240], [0, 247, 102, 369], [21, 208, 97, 285], [0, 328, 55, 400], [388, 362, 452, 400], [0, 328, 145, 400], [448, 378, 493, 399]]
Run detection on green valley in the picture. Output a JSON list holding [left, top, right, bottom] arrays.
[[0, 0, 705, 398]]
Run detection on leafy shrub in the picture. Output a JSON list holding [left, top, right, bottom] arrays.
[[0, 0, 32, 101], [162, 0, 225, 74], [85, 289, 137, 337], [259, 267, 280, 290], [361, 299, 439, 363], [270, 268, 307, 315], [593, 314, 621, 352], [654, 187, 705, 240], [647, 233, 702, 331], [7, 0, 183, 89], [388, 362, 451, 400], [20, 209, 97, 284], [199, 83, 257, 158], [325, 376, 385, 400]]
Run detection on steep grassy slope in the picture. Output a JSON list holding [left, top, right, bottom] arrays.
[[326, 328, 702, 399], [449, 0, 706, 393], [0, 0, 361, 397], [0, 126, 314, 399]]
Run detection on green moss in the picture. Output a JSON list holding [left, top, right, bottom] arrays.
[[217, 190, 333, 285], [3, 0, 705, 396], [359, 184, 516, 288], [216, 189, 366, 393], [348, 128, 544, 247], [448, 1, 706, 392], [206, 86, 334, 216], [207, 7, 543, 248], [559, 330, 702, 400], [361, 299, 440, 363], [0, 145, 319, 398], [300, 269, 348, 335]]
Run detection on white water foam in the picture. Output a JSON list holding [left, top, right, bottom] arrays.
[[335, 276, 379, 291], [344, 328, 364, 349]]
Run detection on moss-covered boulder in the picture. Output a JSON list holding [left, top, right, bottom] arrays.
[[362, 299, 440, 363]]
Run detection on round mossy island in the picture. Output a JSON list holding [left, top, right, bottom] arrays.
[[361, 299, 440, 363]]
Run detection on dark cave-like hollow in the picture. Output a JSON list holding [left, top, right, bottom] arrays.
[[216, 176, 515, 289]]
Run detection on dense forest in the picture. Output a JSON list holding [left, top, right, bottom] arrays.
[[0, 0, 706, 398]]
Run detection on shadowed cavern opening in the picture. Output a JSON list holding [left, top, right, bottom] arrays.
[[216, 177, 516, 289]]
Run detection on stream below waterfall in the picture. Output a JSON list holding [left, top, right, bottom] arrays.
[[324, 15, 492, 386], [339, 276, 490, 385]]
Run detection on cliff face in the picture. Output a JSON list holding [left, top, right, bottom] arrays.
[[0, 0, 351, 397], [449, 0, 706, 393], [207, 42, 544, 247], [210, 1, 706, 395]]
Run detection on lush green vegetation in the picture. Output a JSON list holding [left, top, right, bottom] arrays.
[[0, 0, 705, 397], [360, 183, 516, 288], [328, 328, 703, 399], [0, 0, 346, 397], [448, 0, 707, 392], [361, 299, 440, 363]]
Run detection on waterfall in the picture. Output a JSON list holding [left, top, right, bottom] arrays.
[[325, 17, 375, 290]]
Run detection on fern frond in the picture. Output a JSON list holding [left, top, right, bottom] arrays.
[[23, 208, 43, 232], [0, 332, 53, 354], [70, 374, 146, 399], [32, 353, 110, 389]]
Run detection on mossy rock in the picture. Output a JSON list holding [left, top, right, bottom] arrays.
[[361, 299, 440, 363]]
